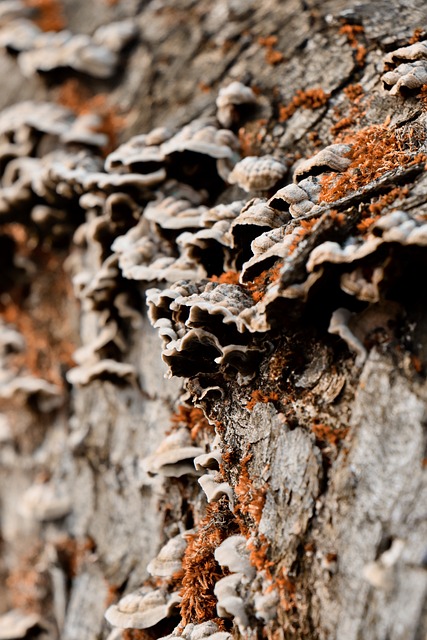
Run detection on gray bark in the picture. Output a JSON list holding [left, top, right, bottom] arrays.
[[0, 1, 426, 640]]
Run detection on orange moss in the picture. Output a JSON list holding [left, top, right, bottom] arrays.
[[246, 535, 274, 579], [272, 567, 297, 613], [246, 261, 283, 302], [409, 27, 425, 44], [258, 35, 284, 65], [320, 124, 426, 203], [279, 88, 330, 123], [246, 390, 279, 411], [24, 0, 66, 31], [311, 422, 349, 446], [233, 453, 267, 531], [344, 83, 364, 102], [339, 24, 366, 67], [368, 186, 409, 216], [288, 218, 319, 255], [180, 501, 238, 625], [420, 85, 427, 111], [57, 79, 127, 155], [210, 270, 241, 285], [170, 405, 214, 442]]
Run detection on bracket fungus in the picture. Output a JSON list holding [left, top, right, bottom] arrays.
[[228, 155, 288, 192], [142, 428, 204, 478], [105, 587, 181, 630], [216, 81, 258, 128], [147, 532, 188, 578]]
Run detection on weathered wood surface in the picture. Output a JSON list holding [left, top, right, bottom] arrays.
[[0, 1, 426, 639]]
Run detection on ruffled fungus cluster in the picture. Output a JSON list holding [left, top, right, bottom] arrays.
[[1, 3, 427, 635]]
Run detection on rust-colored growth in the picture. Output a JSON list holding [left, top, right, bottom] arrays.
[[339, 24, 366, 67], [311, 421, 349, 446], [246, 390, 279, 411], [0, 249, 76, 387], [420, 85, 427, 111], [210, 270, 241, 285], [320, 124, 426, 203], [57, 79, 127, 155], [233, 453, 267, 530], [258, 35, 284, 66], [180, 501, 238, 625], [367, 186, 409, 217], [238, 119, 268, 157], [6, 546, 50, 614], [409, 27, 425, 44], [24, 0, 66, 31], [170, 405, 214, 442], [288, 218, 319, 255], [246, 261, 283, 303], [105, 582, 121, 608], [54, 535, 96, 578], [344, 83, 364, 102], [273, 567, 297, 613], [279, 88, 330, 123], [246, 535, 274, 579], [331, 85, 365, 135]]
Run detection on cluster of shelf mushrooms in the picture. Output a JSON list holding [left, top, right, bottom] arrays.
[[1, 2, 427, 634]]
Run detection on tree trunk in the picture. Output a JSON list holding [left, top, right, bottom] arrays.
[[0, 1, 426, 639]]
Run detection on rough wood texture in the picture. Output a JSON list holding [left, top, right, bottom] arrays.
[[0, 1, 426, 639]]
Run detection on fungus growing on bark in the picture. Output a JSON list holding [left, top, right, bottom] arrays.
[[228, 155, 288, 192], [66, 360, 137, 386], [213, 573, 248, 631], [292, 144, 352, 182], [216, 81, 258, 129], [0, 610, 42, 640], [328, 308, 367, 366], [147, 533, 188, 579], [142, 428, 204, 478], [105, 588, 181, 630], [0, 18, 137, 78], [214, 535, 255, 578]]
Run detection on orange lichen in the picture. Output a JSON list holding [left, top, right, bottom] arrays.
[[311, 421, 349, 446], [57, 79, 127, 155], [180, 501, 238, 625], [210, 270, 241, 285], [339, 24, 366, 67], [170, 405, 214, 442], [24, 0, 66, 31], [246, 261, 283, 302], [246, 390, 279, 411], [320, 124, 426, 203], [279, 88, 330, 123], [258, 35, 284, 65]]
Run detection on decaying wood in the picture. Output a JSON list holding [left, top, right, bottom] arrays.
[[0, 1, 426, 639]]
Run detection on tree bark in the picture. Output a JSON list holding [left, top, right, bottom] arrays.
[[0, 1, 426, 640]]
